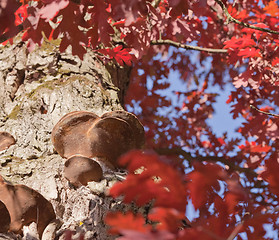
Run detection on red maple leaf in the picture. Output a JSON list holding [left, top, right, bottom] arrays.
[[260, 156, 279, 197], [169, 0, 189, 17], [86, 0, 114, 48], [110, 0, 149, 26], [148, 207, 186, 233], [238, 47, 261, 58], [224, 35, 256, 50], [0, 0, 21, 42], [263, 0, 279, 17], [97, 46, 135, 66], [228, 5, 248, 21], [106, 212, 151, 235], [271, 57, 279, 66], [39, 0, 69, 20], [186, 162, 227, 210], [14, 4, 28, 25], [116, 230, 175, 240], [224, 173, 249, 214], [109, 150, 187, 212], [238, 141, 271, 153], [51, 1, 87, 59], [241, 23, 269, 40]]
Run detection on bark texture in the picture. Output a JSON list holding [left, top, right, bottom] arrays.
[[0, 39, 132, 239]]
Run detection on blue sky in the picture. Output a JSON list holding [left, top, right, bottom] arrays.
[[157, 70, 243, 139]]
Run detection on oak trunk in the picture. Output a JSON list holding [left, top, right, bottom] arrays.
[[0, 39, 132, 240]]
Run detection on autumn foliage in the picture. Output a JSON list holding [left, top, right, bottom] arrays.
[[2, 0, 279, 239]]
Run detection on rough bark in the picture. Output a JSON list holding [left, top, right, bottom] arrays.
[[0, 39, 132, 239]]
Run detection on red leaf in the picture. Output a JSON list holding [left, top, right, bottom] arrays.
[[272, 57, 279, 66], [238, 47, 261, 58], [0, 0, 21, 38], [87, 0, 114, 47], [97, 46, 136, 66], [169, 0, 189, 17], [224, 173, 249, 214], [117, 230, 175, 240], [227, 5, 247, 21], [226, 95, 232, 104], [39, 0, 69, 20], [250, 144, 271, 153], [186, 162, 227, 210], [261, 157, 279, 197], [109, 150, 187, 212], [105, 212, 151, 235], [217, 138, 225, 145], [149, 208, 185, 233], [51, 1, 87, 59], [264, 0, 279, 17], [241, 23, 269, 40], [110, 0, 149, 26], [239, 141, 271, 153], [22, 17, 53, 51], [14, 4, 28, 25], [224, 36, 256, 50]]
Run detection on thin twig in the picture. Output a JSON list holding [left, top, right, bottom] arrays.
[[151, 39, 228, 53], [215, 0, 279, 35], [250, 105, 279, 117], [227, 222, 244, 240]]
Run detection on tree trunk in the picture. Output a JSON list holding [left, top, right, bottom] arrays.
[[0, 39, 132, 239]]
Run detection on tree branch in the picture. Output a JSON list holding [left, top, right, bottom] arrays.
[[250, 105, 279, 117], [155, 147, 257, 177], [215, 0, 279, 35], [151, 39, 228, 53], [227, 222, 244, 240]]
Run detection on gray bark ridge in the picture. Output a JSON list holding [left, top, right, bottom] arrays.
[[0, 39, 132, 239]]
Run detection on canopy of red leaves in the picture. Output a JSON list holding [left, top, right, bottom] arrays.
[[1, 0, 279, 239]]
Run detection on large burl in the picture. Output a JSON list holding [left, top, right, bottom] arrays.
[[0, 176, 56, 238], [51, 110, 145, 187]]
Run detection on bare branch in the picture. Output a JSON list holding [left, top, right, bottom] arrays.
[[155, 147, 257, 177], [151, 39, 228, 53], [250, 105, 279, 117], [215, 0, 279, 35]]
